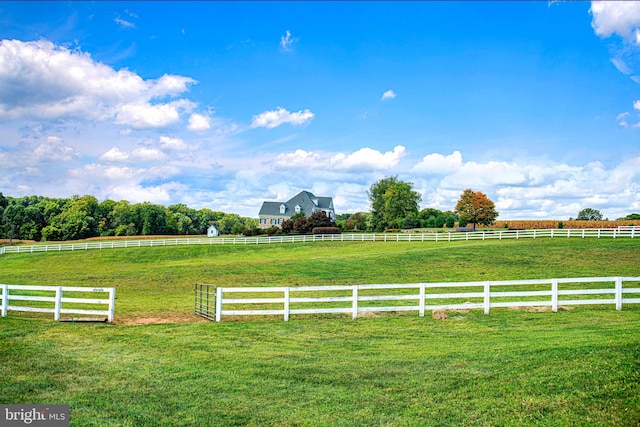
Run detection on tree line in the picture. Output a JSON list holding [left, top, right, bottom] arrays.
[[0, 193, 257, 242], [5, 176, 626, 243]]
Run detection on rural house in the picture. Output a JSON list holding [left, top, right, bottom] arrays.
[[258, 191, 335, 229]]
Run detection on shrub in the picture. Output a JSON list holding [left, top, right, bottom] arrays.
[[242, 229, 253, 236], [266, 226, 280, 236], [558, 221, 564, 229], [445, 215, 456, 228], [312, 227, 342, 235]]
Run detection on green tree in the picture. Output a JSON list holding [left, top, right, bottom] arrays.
[[216, 213, 243, 235], [54, 195, 100, 240], [617, 213, 640, 220], [345, 212, 367, 231], [576, 208, 603, 221], [454, 189, 498, 230], [368, 176, 421, 231], [445, 215, 456, 228], [140, 203, 168, 235]]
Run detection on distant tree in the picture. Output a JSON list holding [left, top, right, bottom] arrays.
[[454, 189, 498, 230], [425, 216, 436, 228], [216, 213, 243, 235], [617, 213, 640, 220], [281, 219, 294, 234], [576, 208, 603, 221], [402, 213, 419, 229], [308, 210, 336, 230], [435, 214, 446, 228], [140, 203, 168, 235], [293, 216, 311, 234], [419, 208, 443, 222], [368, 176, 421, 231], [290, 211, 306, 222], [445, 215, 456, 228], [55, 195, 100, 240], [345, 212, 367, 231]]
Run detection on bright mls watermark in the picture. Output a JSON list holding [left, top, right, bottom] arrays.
[[1, 405, 69, 426]]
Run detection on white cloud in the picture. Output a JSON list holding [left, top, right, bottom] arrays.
[[280, 30, 298, 51], [330, 145, 405, 171], [590, 1, 640, 39], [34, 136, 78, 162], [411, 151, 463, 174], [273, 149, 322, 168], [251, 107, 314, 129], [114, 17, 135, 29], [100, 147, 129, 161], [381, 90, 396, 101], [131, 147, 167, 161], [115, 103, 181, 129], [272, 145, 405, 172], [187, 113, 211, 132], [159, 136, 188, 151], [0, 39, 197, 129]]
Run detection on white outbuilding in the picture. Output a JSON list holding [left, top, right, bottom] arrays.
[[207, 225, 219, 237]]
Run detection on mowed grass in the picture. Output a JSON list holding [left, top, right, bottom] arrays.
[[1, 238, 639, 426]]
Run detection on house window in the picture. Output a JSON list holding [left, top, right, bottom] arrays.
[[280, 204, 286, 214], [278, 218, 283, 224], [260, 218, 266, 224], [271, 219, 277, 225]]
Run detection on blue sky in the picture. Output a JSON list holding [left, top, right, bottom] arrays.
[[1, 1, 639, 219]]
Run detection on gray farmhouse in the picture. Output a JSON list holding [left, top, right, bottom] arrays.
[[258, 191, 335, 229]]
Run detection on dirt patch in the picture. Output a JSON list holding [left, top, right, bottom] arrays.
[[508, 305, 573, 313], [432, 308, 448, 320], [118, 313, 209, 325]]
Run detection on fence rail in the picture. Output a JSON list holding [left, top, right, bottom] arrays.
[[199, 276, 640, 322], [0, 285, 115, 322], [1, 227, 637, 255]]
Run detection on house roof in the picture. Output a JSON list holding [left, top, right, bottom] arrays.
[[258, 191, 334, 217]]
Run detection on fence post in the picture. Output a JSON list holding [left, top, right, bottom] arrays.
[[54, 286, 62, 321], [1, 285, 7, 317], [484, 282, 491, 314], [284, 287, 290, 322], [615, 277, 622, 311], [215, 287, 223, 322], [419, 284, 425, 317], [551, 279, 558, 312], [108, 288, 116, 323], [352, 285, 358, 320]]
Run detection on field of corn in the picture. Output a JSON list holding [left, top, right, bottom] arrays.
[[493, 220, 640, 230]]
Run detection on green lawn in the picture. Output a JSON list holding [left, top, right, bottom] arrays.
[[1, 238, 639, 426]]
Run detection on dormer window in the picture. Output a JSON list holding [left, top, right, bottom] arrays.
[[280, 204, 286, 214], [295, 205, 301, 214]]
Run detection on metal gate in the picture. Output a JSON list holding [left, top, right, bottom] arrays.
[[194, 283, 216, 321]]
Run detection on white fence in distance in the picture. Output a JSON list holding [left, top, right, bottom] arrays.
[[208, 276, 640, 322], [0, 285, 115, 322], [0, 227, 637, 255]]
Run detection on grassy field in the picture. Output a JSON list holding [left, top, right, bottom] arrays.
[[1, 238, 639, 426]]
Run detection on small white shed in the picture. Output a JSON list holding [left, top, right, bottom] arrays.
[[207, 225, 219, 237]]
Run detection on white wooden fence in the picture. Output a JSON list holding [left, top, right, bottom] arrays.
[[0, 285, 115, 322], [0, 227, 637, 255], [206, 276, 640, 322]]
